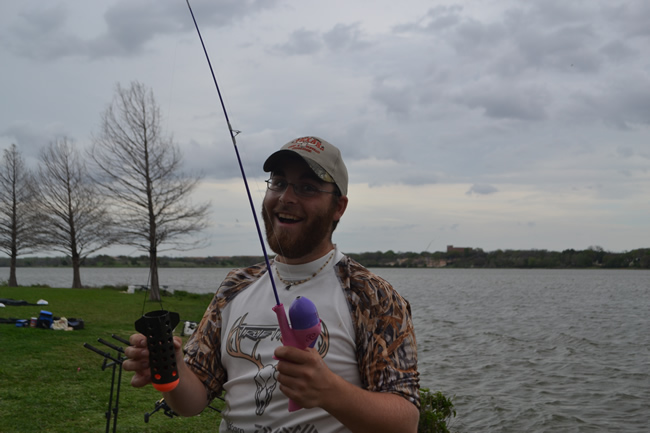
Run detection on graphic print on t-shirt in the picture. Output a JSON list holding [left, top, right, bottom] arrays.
[[226, 313, 330, 416]]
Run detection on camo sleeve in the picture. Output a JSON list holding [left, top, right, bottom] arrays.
[[335, 257, 420, 409], [183, 263, 268, 402]]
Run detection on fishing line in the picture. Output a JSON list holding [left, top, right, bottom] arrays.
[[163, 37, 180, 142], [185, 0, 280, 305], [140, 267, 163, 316]]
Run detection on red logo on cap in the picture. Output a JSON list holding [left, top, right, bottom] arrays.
[[288, 137, 324, 154]]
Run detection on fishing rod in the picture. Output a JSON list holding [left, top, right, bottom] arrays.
[[185, 0, 321, 412], [184, 0, 278, 305]]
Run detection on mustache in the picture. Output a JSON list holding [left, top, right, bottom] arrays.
[[268, 205, 303, 217]]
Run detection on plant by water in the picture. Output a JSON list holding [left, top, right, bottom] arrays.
[[418, 387, 457, 433]]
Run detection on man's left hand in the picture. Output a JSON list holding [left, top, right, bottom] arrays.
[[274, 345, 336, 409]]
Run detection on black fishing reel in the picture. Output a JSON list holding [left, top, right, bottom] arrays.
[[135, 310, 181, 392]]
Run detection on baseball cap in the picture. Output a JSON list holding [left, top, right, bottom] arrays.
[[263, 136, 348, 196]]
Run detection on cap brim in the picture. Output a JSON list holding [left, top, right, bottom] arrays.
[[263, 149, 335, 184], [263, 149, 302, 172]]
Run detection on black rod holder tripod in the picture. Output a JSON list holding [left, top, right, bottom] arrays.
[[144, 397, 179, 423], [84, 335, 130, 433]]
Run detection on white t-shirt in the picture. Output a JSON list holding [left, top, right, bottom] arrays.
[[217, 247, 361, 432]]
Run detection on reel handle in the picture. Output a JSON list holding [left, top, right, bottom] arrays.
[[135, 310, 181, 392]]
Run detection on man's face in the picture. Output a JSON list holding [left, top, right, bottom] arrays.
[[262, 158, 347, 262]]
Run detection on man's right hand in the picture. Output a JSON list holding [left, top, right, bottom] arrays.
[[123, 333, 209, 416], [122, 333, 183, 388]]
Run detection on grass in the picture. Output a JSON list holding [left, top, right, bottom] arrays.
[[0, 285, 223, 433], [1, 285, 456, 432]]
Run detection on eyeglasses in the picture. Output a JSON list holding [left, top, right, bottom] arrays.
[[265, 178, 339, 198]]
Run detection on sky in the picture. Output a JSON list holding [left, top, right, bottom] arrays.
[[1, 0, 649, 257]]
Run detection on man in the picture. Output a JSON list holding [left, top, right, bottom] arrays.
[[124, 136, 420, 432]]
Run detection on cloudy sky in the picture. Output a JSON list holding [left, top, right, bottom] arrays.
[[2, 0, 649, 257]]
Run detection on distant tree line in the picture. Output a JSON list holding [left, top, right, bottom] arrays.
[[3, 247, 649, 269], [347, 247, 650, 269]]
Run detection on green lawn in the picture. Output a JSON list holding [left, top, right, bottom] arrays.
[[1, 285, 455, 433], [0, 285, 223, 433]]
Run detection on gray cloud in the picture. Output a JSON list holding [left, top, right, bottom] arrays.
[[606, 1, 650, 37], [369, 78, 415, 116], [1, 122, 69, 159], [466, 184, 499, 196], [455, 83, 550, 121], [274, 22, 374, 56], [4, 4, 84, 60], [273, 28, 323, 55], [569, 74, 650, 129], [355, 0, 650, 147], [448, 19, 507, 59], [3, 0, 279, 60], [323, 23, 372, 51], [393, 5, 464, 33], [599, 40, 637, 63]]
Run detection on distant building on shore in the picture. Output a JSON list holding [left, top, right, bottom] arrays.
[[447, 245, 472, 253]]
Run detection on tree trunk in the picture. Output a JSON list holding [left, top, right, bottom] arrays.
[[149, 254, 161, 302], [9, 207, 18, 287], [71, 253, 82, 289], [8, 251, 17, 287]]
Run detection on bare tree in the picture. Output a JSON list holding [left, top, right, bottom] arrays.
[[0, 144, 40, 286], [34, 137, 118, 288], [89, 81, 210, 301]]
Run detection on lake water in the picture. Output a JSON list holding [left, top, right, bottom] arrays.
[[3, 266, 648, 432]]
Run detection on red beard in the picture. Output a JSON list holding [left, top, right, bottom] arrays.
[[262, 200, 337, 260]]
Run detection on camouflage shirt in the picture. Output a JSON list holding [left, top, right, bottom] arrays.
[[184, 254, 420, 409]]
